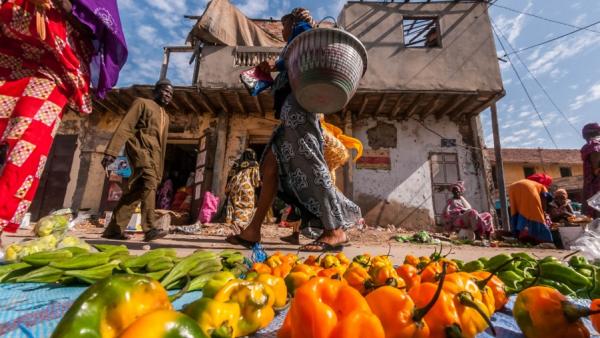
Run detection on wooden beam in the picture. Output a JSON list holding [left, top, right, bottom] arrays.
[[448, 97, 475, 121], [217, 92, 229, 113], [253, 95, 264, 117], [405, 94, 423, 118], [234, 91, 247, 116], [358, 95, 369, 117], [467, 94, 499, 117], [421, 94, 443, 119], [389, 95, 405, 119], [196, 90, 217, 115], [436, 95, 470, 119], [373, 94, 387, 117], [179, 91, 199, 114]]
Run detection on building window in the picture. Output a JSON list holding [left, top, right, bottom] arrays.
[[403, 17, 440, 48], [560, 167, 573, 177], [430, 153, 459, 225], [523, 166, 535, 178]]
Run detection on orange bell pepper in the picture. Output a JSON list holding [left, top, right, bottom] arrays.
[[370, 264, 405, 289], [396, 264, 421, 291], [419, 262, 443, 283], [251, 262, 272, 275], [409, 265, 461, 338], [277, 277, 385, 338], [591, 299, 600, 334], [513, 286, 599, 338], [404, 255, 420, 267], [343, 265, 374, 295], [441, 272, 495, 338], [472, 271, 508, 311], [366, 264, 449, 338]]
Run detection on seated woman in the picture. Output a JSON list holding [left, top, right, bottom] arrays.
[[508, 173, 554, 244], [226, 8, 362, 252], [225, 149, 261, 233], [548, 188, 575, 223], [442, 181, 494, 240]]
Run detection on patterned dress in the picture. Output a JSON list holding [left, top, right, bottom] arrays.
[[269, 95, 362, 233], [442, 197, 494, 237], [508, 179, 553, 243], [225, 163, 261, 231], [0, 0, 93, 232]]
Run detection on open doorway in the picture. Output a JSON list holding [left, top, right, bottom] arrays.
[[156, 142, 198, 223]]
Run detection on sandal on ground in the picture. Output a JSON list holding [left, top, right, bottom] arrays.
[[225, 234, 258, 249], [299, 241, 343, 252]]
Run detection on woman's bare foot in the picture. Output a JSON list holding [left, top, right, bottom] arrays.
[[280, 232, 300, 245], [299, 228, 348, 252]]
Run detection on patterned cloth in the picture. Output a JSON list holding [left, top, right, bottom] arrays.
[[0, 0, 95, 233], [0, 77, 66, 232], [442, 196, 494, 237], [508, 179, 553, 243], [225, 165, 261, 231], [269, 95, 362, 232], [156, 178, 173, 210], [581, 136, 600, 218]]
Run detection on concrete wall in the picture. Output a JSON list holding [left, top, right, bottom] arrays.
[[502, 163, 584, 186], [351, 115, 489, 229], [339, 1, 503, 92]]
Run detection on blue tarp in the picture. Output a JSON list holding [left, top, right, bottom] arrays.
[[0, 283, 598, 338]]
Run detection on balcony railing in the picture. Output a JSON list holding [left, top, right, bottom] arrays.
[[233, 46, 282, 67]]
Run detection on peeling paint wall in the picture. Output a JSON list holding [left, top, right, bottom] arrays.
[[352, 115, 489, 229]]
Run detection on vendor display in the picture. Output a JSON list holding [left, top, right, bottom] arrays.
[[5, 247, 600, 337]]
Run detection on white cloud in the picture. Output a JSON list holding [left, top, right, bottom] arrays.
[[236, 0, 269, 18], [574, 14, 587, 26], [137, 25, 163, 45], [570, 82, 600, 110], [495, 2, 532, 44], [528, 32, 600, 76], [145, 0, 187, 14], [518, 111, 532, 118]]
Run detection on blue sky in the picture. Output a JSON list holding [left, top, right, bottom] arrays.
[[115, 0, 598, 149]]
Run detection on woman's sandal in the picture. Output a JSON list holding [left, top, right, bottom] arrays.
[[299, 241, 343, 252], [225, 234, 258, 249], [280, 234, 300, 245]]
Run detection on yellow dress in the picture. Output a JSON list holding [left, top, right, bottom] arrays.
[[225, 163, 261, 231]]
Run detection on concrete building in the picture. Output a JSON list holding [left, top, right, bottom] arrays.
[[33, 0, 504, 229], [486, 148, 584, 202]]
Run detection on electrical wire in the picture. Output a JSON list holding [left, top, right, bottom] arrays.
[[502, 18, 600, 56], [490, 20, 559, 149], [490, 2, 600, 34], [491, 19, 580, 135]]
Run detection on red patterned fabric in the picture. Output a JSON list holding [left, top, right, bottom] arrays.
[[0, 0, 93, 232]]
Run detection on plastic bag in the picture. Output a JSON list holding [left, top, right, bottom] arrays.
[[588, 191, 600, 212], [571, 219, 600, 262], [240, 67, 273, 96], [4, 234, 59, 262], [199, 191, 220, 224], [34, 215, 70, 237]]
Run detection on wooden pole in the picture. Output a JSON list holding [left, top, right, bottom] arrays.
[[490, 103, 510, 231], [159, 48, 170, 80]]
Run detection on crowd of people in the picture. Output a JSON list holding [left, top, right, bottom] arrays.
[[0, 2, 598, 251]]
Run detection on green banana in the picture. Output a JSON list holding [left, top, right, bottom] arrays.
[[161, 251, 216, 288], [145, 256, 174, 272], [189, 259, 222, 277], [188, 272, 219, 292], [0, 262, 33, 282]]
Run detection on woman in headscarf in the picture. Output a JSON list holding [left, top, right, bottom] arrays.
[[227, 8, 363, 251], [0, 0, 127, 244], [508, 173, 554, 243], [581, 122, 600, 218], [548, 188, 575, 223], [442, 181, 494, 240], [225, 149, 261, 232]]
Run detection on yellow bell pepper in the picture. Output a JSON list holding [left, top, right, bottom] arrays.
[[183, 297, 241, 338], [247, 273, 288, 309], [214, 279, 275, 337]]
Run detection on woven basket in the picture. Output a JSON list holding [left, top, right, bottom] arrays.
[[285, 27, 368, 114]]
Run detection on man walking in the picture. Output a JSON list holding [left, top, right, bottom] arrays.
[[101, 79, 173, 241]]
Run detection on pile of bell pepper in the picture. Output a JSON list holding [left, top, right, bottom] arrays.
[[462, 252, 599, 298], [51, 269, 289, 338]]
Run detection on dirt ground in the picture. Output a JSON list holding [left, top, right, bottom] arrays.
[[2, 222, 573, 262]]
